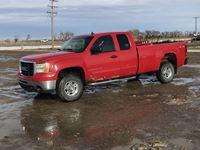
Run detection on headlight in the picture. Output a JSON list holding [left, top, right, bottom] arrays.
[[36, 63, 50, 73]]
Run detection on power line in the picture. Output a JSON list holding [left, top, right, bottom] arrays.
[[193, 17, 200, 35], [47, 0, 58, 50]]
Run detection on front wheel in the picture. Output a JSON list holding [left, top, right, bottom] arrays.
[[156, 61, 175, 83], [56, 73, 84, 102]]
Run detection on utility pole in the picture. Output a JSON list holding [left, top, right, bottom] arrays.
[[47, 0, 58, 50], [193, 17, 200, 35]]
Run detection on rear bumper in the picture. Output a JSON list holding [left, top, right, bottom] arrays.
[[18, 78, 56, 93]]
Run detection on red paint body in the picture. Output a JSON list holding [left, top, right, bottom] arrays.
[[17, 32, 187, 83]]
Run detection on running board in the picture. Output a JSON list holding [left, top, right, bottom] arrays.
[[88, 76, 136, 86]]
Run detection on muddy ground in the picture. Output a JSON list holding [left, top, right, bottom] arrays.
[[0, 51, 200, 150]]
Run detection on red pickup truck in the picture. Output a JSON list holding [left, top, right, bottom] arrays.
[[17, 32, 188, 102]]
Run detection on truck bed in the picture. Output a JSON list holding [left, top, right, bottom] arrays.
[[136, 41, 187, 74], [135, 40, 185, 46]]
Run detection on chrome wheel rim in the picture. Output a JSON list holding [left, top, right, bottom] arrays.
[[162, 66, 172, 79], [64, 81, 79, 97]]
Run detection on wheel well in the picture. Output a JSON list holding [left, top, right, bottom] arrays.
[[58, 67, 85, 82], [163, 53, 177, 73]]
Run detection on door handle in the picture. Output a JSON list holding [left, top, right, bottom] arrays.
[[110, 55, 118, 59]]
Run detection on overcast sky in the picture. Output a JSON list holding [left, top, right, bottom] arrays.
[[0, 0, 200, 39]]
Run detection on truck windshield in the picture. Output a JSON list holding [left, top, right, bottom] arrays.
[[59, 36, 94, 53]]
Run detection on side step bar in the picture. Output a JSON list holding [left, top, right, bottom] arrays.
[[88, 76, 136, 86]]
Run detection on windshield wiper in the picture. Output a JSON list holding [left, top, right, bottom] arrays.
[[63, 48, 75, 52], [57, 48, 73, 52]]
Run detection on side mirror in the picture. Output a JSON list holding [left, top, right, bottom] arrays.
[[91, 46, 102, 55]]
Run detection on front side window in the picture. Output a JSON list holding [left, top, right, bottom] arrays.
[[91, 35, 115, 54], [59, 36, 94, 53], [117, 34, 130, 50]]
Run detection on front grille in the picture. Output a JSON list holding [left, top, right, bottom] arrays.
[[21, 61, 34, 77]]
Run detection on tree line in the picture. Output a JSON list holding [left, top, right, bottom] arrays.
[[3, 30, 195, 43], [129, 29, 194, 41], [58, 30, 194, 41]]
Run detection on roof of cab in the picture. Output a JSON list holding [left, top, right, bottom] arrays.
[[78, 31, 130, 37]]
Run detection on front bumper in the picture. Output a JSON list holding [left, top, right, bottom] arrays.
[[18, 78, 56, 93]]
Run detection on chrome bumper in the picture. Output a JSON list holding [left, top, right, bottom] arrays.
[[18, 79, 56, 93]]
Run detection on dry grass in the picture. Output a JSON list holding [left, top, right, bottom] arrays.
[[0, 40, 64, 47]]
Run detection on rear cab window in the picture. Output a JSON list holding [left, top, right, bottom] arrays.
[[116, 34, 131, 50]]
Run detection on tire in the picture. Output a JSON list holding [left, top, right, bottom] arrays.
[[56, 73, 84, 102], [156, 61, 175, 83]]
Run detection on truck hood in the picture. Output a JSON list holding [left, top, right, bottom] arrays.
[[21, 51, 74, 62]]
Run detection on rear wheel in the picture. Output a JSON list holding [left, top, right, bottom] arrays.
[[156, 61, 175, 83], [56, 73, 84, 102]]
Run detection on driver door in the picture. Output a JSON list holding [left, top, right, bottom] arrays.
[[86, 35, 121, 81]]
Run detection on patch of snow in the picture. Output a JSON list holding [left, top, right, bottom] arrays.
[[172, 78, 197, 86]]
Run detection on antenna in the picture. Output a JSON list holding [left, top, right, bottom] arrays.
[[47, 0, 58, 50]]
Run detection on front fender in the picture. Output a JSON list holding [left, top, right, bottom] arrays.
[[53, 59, 88, 80]]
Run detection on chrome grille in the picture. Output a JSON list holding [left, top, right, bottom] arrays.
[[21, 61, 34, 77]]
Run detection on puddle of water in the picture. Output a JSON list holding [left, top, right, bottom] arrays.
[[0, 68, 17, 76], [0, 117, 23, 139], [127, 137, 194, 150], [138, 65, 200, 86], [189, 86, 200, 98], [184, 64, 200, 69], [0, 68, 17, 82], [69, 109, 81, 123], [0, 56, 17, 62], [168, 138, 194, 150], [85, 81, 126, 94], [0, 76, 14, 80], [164, 95, 192, 106], [0, 84, 36, 140], [0, 85, 37, 100], [139, 76, 160, 86], [1, 67, 17, 73], [130, 137, 168, 150], [111, 145, 130, 150]]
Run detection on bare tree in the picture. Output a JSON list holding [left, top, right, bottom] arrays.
[[14, 36, 19, 43], [59, 32, 74, 41], [26, 34, 31, 41], [129, 29, 140, 40], [5, 39, 11, 43]]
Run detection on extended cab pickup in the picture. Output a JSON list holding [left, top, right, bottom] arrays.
[[17, 32, 188, 101]]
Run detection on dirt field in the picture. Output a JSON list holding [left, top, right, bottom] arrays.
[[0, 51, 200, 150]]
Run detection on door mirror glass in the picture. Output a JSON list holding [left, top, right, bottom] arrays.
[[91, 45, 102, 54]]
